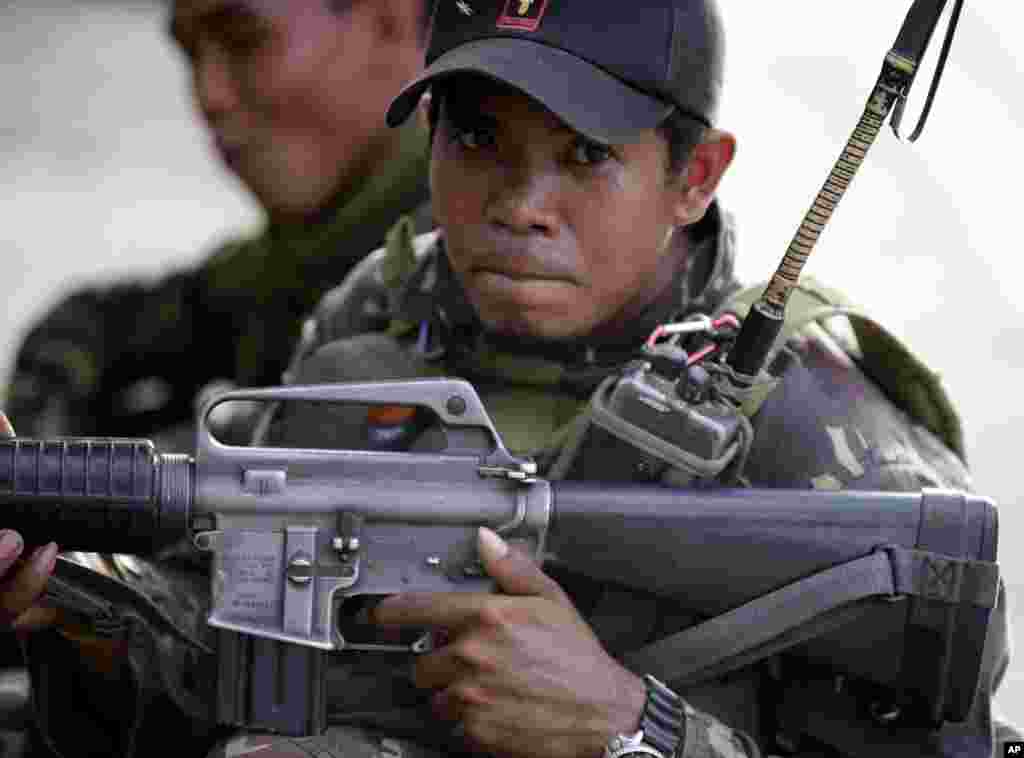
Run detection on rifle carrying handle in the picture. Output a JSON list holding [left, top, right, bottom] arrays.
[[0, 438, 192, 554]]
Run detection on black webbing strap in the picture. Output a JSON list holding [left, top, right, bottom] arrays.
[[891, 0, 966, 142], [622, 544, 998, 691], [900, 486, 996, 723]]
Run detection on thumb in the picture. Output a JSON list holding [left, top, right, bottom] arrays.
[[477, 527, 568, 604], [0, 413, 14, 438]]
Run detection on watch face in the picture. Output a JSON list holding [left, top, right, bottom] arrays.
[[605, 731, 666, 758]]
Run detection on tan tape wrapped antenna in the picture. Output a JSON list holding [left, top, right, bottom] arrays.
[[725, 52, 916, 380], [763, 54, 914, 313]]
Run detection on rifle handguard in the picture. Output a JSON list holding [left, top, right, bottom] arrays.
[[0, 439, 192, 554]]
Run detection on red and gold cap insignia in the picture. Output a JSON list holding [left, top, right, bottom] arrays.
[[497, 0, 550, 32]]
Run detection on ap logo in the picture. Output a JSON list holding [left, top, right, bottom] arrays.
[[1005, 742, 1024, 756]]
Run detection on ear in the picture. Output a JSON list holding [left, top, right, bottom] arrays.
[[671, 129, 736, 227], [417, 91, 433, 133]]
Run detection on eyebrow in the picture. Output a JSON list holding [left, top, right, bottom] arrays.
[[448, 102, 578, 139], [168, 1, 260, 45], [540, 117, 575, 137], [447, 108, 498, 128]]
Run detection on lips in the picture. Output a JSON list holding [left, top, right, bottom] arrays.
[[473, 266, 572, 282], [468, 248, 578, 283], [468, 267, 578, 314]]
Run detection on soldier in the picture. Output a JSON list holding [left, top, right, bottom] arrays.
[[2, 0, 1021, 757], [0, 0, 434, 755], [3, 0, 436, 447]]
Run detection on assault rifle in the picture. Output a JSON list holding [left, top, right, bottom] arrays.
[[0, 379, 1000, 736], [1, 0, 982, 743]]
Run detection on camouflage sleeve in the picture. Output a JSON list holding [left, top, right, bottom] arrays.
[[678, 700, 765, 758], [5, 271, 199, 437], [739, 327, 1020, 756], [21, 552, 221, 758], [3, 241, 254, 439]]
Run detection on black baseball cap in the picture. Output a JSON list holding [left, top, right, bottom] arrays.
[[386, 0, 724, 144]]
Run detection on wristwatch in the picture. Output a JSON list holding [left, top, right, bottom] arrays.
[[604, 731, 667, 758], [603, 675, 686, 758]]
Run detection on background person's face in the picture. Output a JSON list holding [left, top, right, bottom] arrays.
[[170, 0, 416, 220], [431, 86, 689, 341]]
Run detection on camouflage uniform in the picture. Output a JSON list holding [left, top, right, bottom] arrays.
[[206, 202, 1020, 757], [2, 119, 431, 447], [21, 204, 1022, 758], [7, 119, 429, 757]]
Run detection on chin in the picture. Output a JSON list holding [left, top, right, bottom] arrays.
[[470, 290, 593, 342], [246, 172, 334, 220], [481, 313, 585, 342], [258, 193, 331, 221]]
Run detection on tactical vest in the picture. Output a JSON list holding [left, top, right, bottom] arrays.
[[309, 212, 964, 464], [285, 214, 980, 756]]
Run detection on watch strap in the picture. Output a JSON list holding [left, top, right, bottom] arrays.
[[640, 675, 685, 756]]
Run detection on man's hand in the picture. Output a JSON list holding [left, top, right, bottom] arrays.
[[0, 412, 128, 677], [374, 527, 647, 758], [0, 413, 60, 632]]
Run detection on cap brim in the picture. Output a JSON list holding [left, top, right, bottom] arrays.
[[387, 38, 673, 144]]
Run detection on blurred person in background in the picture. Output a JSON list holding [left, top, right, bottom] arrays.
[[0, 1, 434, 755], [3, 0, 436, 448]]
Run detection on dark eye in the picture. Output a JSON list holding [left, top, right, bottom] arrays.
[[216, 23, 268, 58], [169, 25, 199, 63], [570, 139, 613, 166], [175, 39, 199, 64], [451, 125, 496, 151]]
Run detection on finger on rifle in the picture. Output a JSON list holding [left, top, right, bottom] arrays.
[[12, 605, 62, 632], [0, 413, 14, 438], [0, 531, 25, 577], [0, 543, 58, 627], [478, 528, 569, 605], [373, 592, 493, 633], [411, 639, 477, 690], [430, 687, 468, 723]]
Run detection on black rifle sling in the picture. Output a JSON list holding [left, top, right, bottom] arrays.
[[901, 487, 997, 724], [622, 492, 998, 720]]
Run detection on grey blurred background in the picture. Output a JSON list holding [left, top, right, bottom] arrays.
[[2, 0, 1022, 724]]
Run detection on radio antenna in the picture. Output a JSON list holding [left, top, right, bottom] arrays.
[[725, 0, 965, 381]]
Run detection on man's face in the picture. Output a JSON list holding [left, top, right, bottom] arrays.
[[170, 0, 419, 220], [431, 83, 691, 341]]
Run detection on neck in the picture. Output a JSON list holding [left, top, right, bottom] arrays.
[[583, 228, 691, 346]]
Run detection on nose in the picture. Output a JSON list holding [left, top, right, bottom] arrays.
[[487, 163, 561, 237], [191, 45, 239, 124]]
